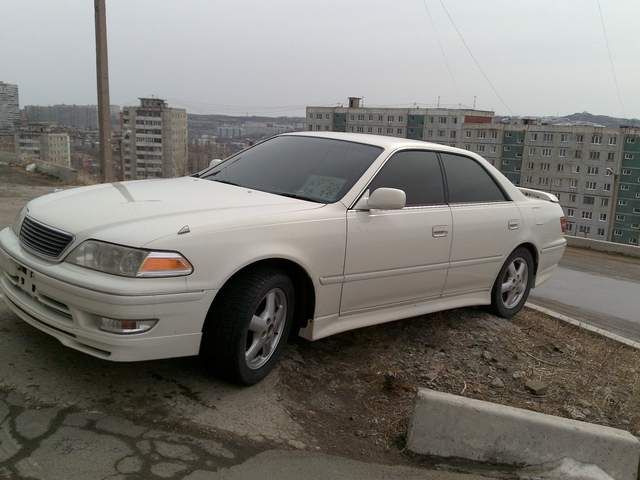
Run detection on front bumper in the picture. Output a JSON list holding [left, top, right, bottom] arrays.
[[0, 227, 216, 362]]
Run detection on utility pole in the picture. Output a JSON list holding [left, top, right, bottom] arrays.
[[94, 0, 113, 182]]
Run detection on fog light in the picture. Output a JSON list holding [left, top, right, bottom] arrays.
[[99, 317, 157, 334]]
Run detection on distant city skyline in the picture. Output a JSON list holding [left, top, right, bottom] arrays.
[[2, 0, 639, 118]]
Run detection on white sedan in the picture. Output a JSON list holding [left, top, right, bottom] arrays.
[[0, 132, 566, 384]]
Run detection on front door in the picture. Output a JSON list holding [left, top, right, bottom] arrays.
[[340, 150, 452, 314]]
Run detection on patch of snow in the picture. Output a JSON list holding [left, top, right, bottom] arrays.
[[519, 458, 614, 480]]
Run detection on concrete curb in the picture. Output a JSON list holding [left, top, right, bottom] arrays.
[[565, 236, 640, 259], [407, 388, 640, 480], [525, 302, 640, 351]]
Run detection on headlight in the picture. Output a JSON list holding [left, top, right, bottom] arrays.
[[65, 240, 193, 278], [11, 206, 27, 236]]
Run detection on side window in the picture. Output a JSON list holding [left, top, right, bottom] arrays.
[[440, 153, 508, 203], [368, 150, 445, 206]]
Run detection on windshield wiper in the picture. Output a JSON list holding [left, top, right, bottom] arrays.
[[212, 179, 242, 187], [268, 191, 323, 203]]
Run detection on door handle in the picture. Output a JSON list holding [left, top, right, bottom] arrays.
[[432, 225, 449, 238], [508, 219, 521, 230]]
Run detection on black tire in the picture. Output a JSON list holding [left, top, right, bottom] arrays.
[[201, 267, 295, 385], [490, 247, 534, 318]]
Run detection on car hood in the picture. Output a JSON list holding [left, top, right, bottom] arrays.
[[25, 177, 323, 247]]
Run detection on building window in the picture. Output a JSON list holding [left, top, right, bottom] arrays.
[[368, 114, 373, 121], [478, 145, 486, 152], [624, 153, 634, 160], [398, 116, 404, 122], [621, 184, 630, 191], [576, 134, 584, 143], [626, 136, 636, 143], [490, 131, 497, 139], [618, 200, 628, 206], [350, 114, 355, 120], [356, 126, 363, 133], [491, 145, 497, 153], [378, 127, 383, 133], [616, 214, 626, 221], [367, 127, 372, 133], [599, 213, 607, 222], [506, 132, 513, 138], [583, 196, 595, 205], [582, 211, 593, 219], [601, 198, 609, 207], [397, 128, 403, 135], [574, 150, 582, 159], [543, 133, 553, 142], [589, 151, 601, 160], [386, 127, 393, 134], [597, 228, 605, 236], [439, 116, 447, 124], [428, 116, 434, 123], [529, 147, 536, 155], [557, 163, 565, 172], [603, 183, 611, 191], [477, 131, 486, 138], [388, 115, 394, 122], [316, 113, 322, 119], [630, 238, 639, 245], [378, 115, 384, 121], [592, 134, 602, 144], [579, 225, 591, 234], [357, 114, 365, 120], [609, 136, 617, 145], [570, 194, 577, 202], [567, 208, 575, 217], [608, 152, 615, 161], [623, 168, 632, 175], [450, 131, 457, 139], [614, 229, 623, 236], [585, 181, 597, 190], [587, 166, 599, 175], [559, 148, 567, 157], [427, 129, 433, 136], [560, 134, 568, 143], [541, 162, 550, 171], [465, 130, 472, 138], [542, 148, 552, 157], [438, 130, 446, 137]]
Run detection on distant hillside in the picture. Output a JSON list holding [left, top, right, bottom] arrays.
[[546, 112, 640, 128]]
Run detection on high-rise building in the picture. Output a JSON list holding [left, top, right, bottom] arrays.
[[0, 82, 20, 133], [306, 98, 640, 247], [16, 123, 71, 167], [121, 98, 188, 180]]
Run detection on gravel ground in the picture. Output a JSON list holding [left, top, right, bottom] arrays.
[[280, 306, 640, 464]]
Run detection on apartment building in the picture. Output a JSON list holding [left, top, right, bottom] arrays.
[[0, 82, 20, 133], [121, 98, 188, 180], [16, 123, 71, 167], [306, 98, 640, 246], [615, 129, 640, 245]]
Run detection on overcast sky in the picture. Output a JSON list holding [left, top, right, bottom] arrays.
[[1, 0, 638, 118]]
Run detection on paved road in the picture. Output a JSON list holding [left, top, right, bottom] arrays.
[[531, 247, 640, 343]]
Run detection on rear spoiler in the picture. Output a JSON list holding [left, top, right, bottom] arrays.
[[518, 187, 559, 203]]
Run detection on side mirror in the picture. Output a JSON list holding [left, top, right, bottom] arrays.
[[359, 187, 406, 211], [209, 158, 222, 168]]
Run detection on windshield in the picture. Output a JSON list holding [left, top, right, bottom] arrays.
[[201, 136, 383, 203]]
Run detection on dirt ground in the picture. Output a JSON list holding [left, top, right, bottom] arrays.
[[280, 306, 640, 464]]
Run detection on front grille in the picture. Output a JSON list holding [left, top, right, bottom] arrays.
[[19, 216, 73, 259]]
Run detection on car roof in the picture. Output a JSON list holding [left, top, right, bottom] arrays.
[[280, 131, 471, 155]]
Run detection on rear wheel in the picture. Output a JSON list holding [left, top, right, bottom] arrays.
[[490, 247, 534, 318], [201, 268, 294, 385]]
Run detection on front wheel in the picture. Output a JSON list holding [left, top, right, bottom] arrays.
[[490, 247, 534, 318], [201, 268, 295, 385]]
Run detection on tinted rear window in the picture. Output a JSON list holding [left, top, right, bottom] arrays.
[[440, 153, 508, 203]]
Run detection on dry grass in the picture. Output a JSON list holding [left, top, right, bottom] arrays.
[[280, 307, 640, 462]]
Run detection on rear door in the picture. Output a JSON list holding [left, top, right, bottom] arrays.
[[440, 152, 522, 296], [340, 150, 452, 314]]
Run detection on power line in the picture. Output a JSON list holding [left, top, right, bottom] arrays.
[[438, 0, 513, 115], [420, 0, 460, 100], [596, 0, 625, 117]]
